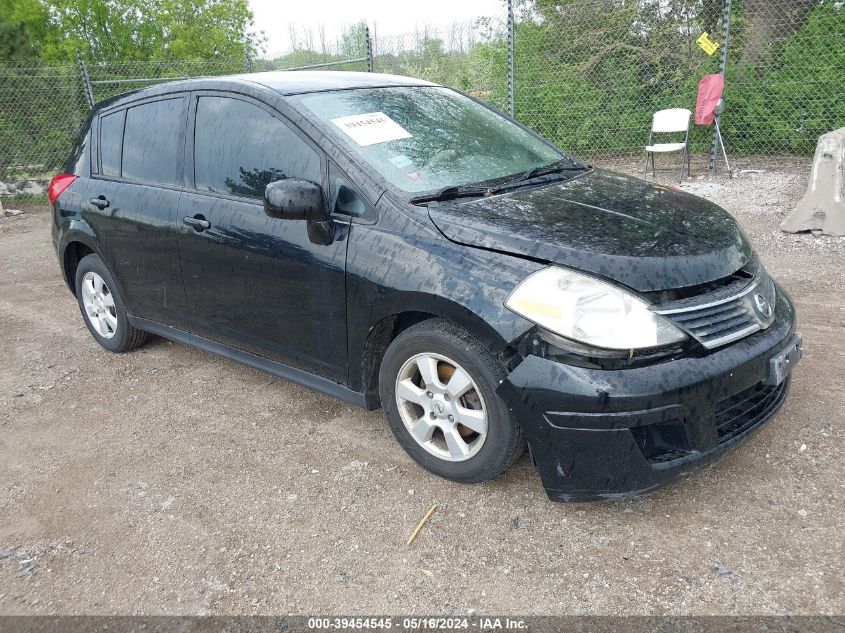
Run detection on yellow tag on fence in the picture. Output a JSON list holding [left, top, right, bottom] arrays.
[[697, 32, 720, 56]]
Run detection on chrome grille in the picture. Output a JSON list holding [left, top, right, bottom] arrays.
[[654, 271, 776, 350], [664, 296, 759, 347]]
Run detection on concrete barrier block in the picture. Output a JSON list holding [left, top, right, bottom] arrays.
[[781, 128, 845, 236]]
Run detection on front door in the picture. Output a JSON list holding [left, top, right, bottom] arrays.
[[176, 94, 349, 382]]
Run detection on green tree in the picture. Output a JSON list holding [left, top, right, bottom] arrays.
[[509, 1, 723, 154], [34, 0, 263, 61], [401, 38, 466, 88], [339, 22, 369, 60], [0, 0, 52, 60]]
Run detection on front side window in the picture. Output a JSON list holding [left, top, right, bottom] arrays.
[[99, 110, 124, 177], [122, 98, 187, 187], [193, 97, 321, 199], [294, 87, 563, 193]]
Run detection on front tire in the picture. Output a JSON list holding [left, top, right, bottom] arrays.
[[75, 254, 147, 353], [379, 319, 526, 483]]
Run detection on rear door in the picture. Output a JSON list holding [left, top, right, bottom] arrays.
[[176, 92, 349, 381], [86, 95, 189, 324]]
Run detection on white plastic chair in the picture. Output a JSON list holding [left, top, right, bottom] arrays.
[[644, 108, 691, 182]]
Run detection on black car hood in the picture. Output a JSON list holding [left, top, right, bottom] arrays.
[[427, 169, 753, 292]]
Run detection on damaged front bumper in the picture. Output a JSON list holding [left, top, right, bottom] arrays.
[[496, 286, 801, 502]]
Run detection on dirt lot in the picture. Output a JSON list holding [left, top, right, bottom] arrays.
[[0, 170, 843, 616]]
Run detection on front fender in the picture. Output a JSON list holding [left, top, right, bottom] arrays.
[[363, 289, 513, 354], [345, 217, 542, 393]]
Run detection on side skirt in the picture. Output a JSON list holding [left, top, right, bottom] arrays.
[[128, 316, 368, 409]]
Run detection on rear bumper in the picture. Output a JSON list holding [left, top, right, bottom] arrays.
[[496, 286, 800, 502]]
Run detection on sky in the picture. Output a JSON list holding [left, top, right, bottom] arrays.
[[249, 0, 505, 59]]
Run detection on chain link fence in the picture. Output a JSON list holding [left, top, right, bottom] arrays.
[[2, 0, 843, 199], [0, 62, 91, 197], [721, 0, 844, 157], [373, 0, 843, 172], [372, 18, 510, 112], [513, 0, 726, 165], [0, 34, 371, 199]]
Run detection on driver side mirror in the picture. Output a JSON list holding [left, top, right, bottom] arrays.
[[263, 178, 328, 221]]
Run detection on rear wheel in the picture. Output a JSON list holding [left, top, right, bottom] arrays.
[[75, 254, 148, 353], [379, 319, 525, 483]]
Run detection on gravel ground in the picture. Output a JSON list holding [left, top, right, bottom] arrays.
[[0, 169, 843, 616]]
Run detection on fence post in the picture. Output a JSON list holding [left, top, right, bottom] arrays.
[[507, 0, 515, 117], [76, 51, 95, 109], [365, 25, 374, 72], [710, 0, 732, 175]]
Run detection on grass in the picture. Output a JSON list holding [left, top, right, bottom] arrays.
[[2, 193, 49, 207]]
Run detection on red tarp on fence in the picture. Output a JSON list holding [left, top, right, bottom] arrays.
[[695, 73, 724, 125]]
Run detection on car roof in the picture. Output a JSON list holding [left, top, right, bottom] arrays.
[[93, 71, 441, 112], [236, 71, 440, 95]]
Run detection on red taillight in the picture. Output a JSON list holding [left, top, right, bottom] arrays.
[[48, 173, 77, 205]]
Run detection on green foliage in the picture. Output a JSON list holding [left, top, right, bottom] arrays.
[[511, 0, 723, 155], [0, 0, 52, 60], [269, 50, 349, 69], [0, 0, 263, 183], [372, 22, 508, 111], [464, 39, 509, 110], [339, 22, 369, 60], [724, 1, 845, 154], [1, 0, 842, 192], [0, 63, 87, 180], [3, 0, 263, 62], [370, 0, 842, 159], [261, 22, 370, 73]]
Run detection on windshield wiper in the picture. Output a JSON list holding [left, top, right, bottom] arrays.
[[408, 158, 590, 205], [408, 185, 494, 205], [495, 158, 589, 192]]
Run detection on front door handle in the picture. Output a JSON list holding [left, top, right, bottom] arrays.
[[89, 195, 110, 210], [183, 215, 211, 231]]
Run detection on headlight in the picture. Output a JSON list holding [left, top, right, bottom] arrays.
[[505, 267, 686, 351]]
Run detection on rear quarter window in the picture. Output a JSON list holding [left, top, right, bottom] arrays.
[[65, 126, 92, 177], [121, 97, 187, 187], [100, 111, 124, 177]]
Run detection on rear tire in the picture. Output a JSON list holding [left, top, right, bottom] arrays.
[[75, 254, 148, 353], [379, 319, 525, 483]]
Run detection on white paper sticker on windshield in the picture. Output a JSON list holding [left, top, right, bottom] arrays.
[[330, 112, 412, 147], [389, 154, 413, 169]]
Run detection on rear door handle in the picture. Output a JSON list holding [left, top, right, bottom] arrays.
[[89, 196, 110, 210], [183, 215, 211, 231]]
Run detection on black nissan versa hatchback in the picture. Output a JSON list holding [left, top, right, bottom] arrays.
[[50, 71, 802, 501]]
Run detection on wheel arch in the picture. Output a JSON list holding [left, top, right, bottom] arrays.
[[356, 293, 517, 411], [60, 232, 100, 296]]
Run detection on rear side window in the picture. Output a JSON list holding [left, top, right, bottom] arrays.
[[65, 126, 92, 177], [100, 111, 124, 177], [193, 96, 321, 199], [122, 98, 187, 187]]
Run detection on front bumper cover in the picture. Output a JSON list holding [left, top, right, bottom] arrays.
[[496, 285, 800, 502]]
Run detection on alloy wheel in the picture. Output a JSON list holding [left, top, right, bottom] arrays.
[[394, 352, 488, 462], [81, 271, 118, 339]]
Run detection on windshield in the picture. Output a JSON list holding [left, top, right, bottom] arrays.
[[294, 86, 564, 193]]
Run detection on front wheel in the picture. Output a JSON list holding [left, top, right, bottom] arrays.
[[379, 319, 526, 483]]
